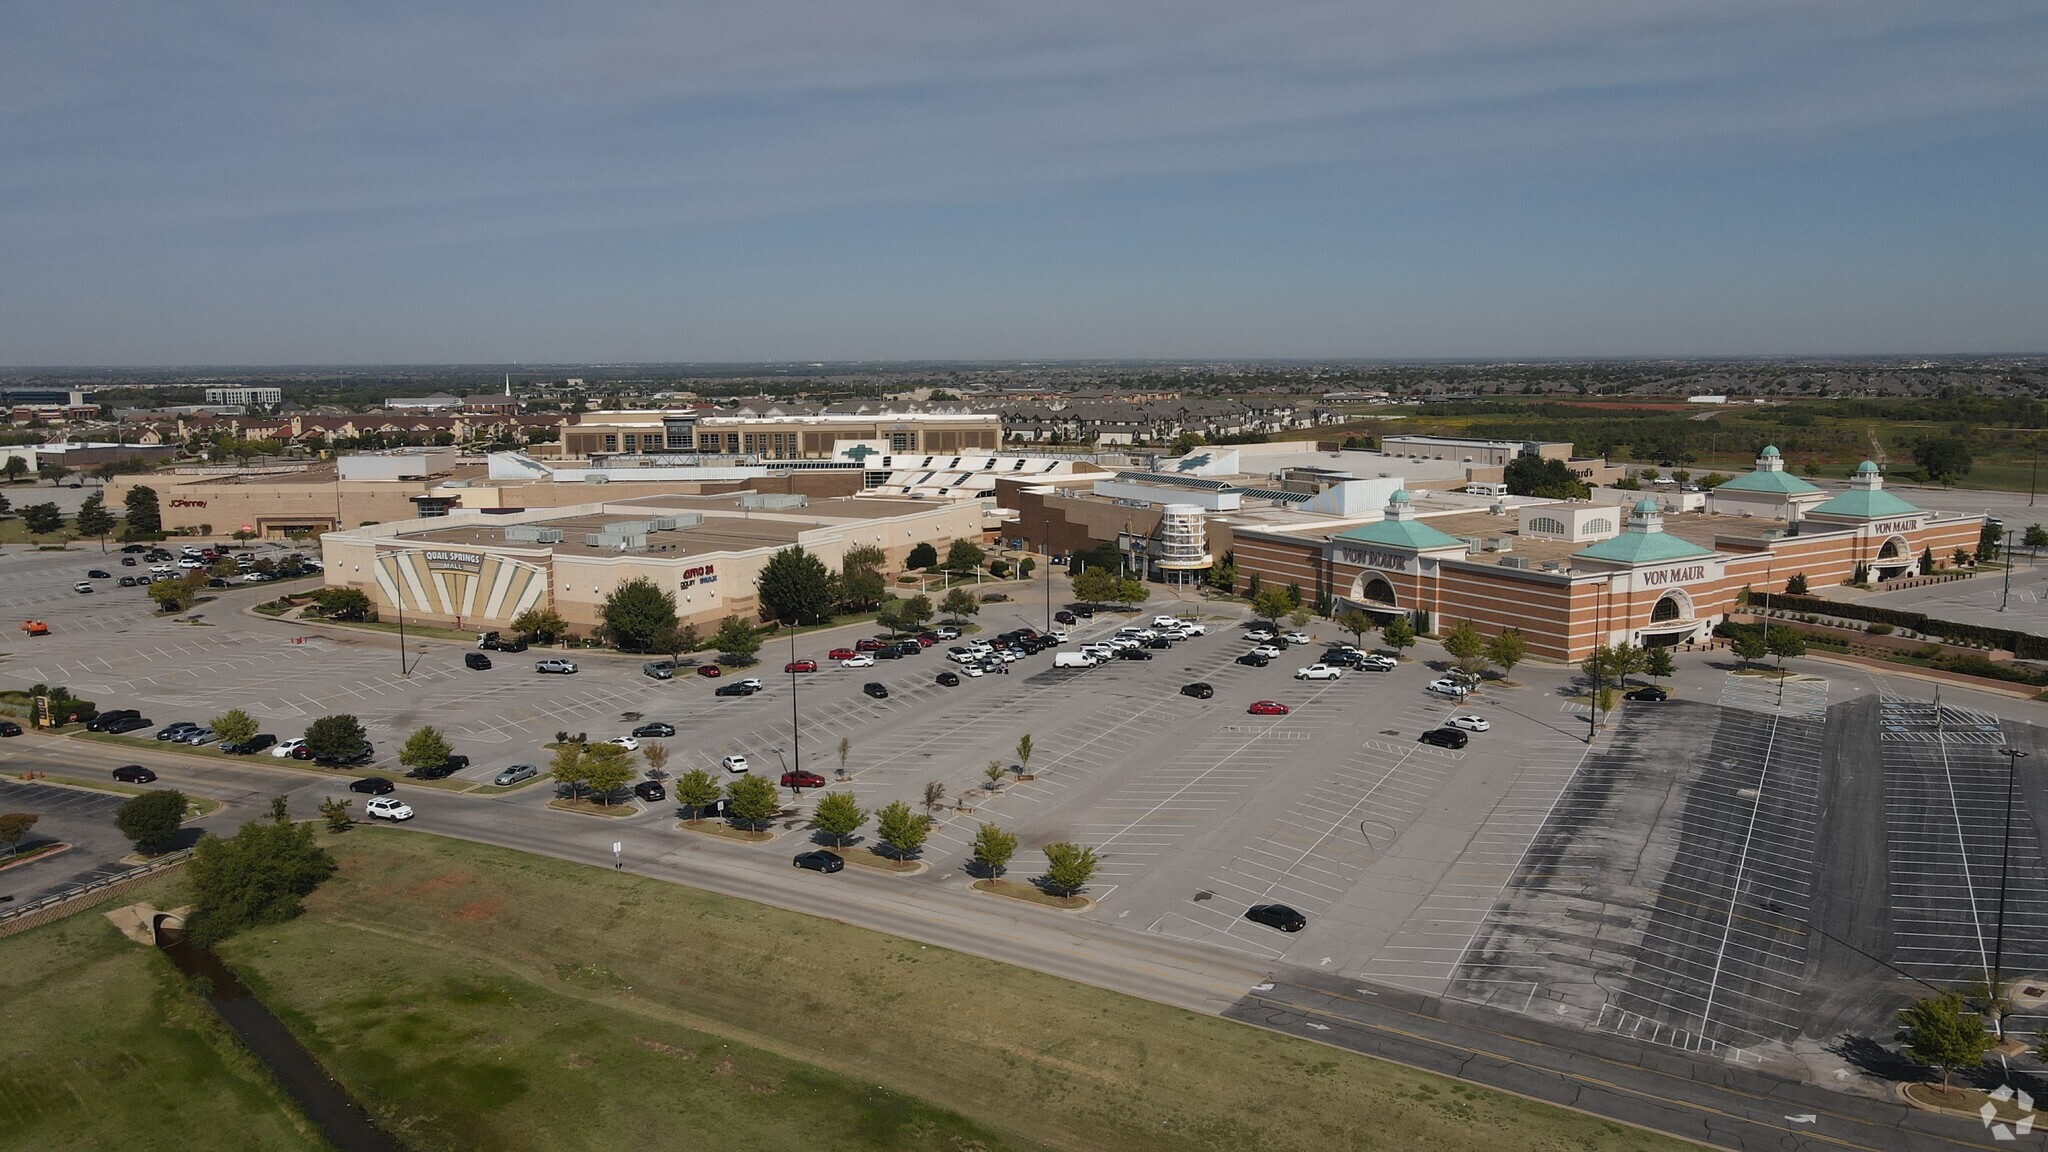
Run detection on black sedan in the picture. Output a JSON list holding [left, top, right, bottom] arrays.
[[348, 777, 395, 795], [631, 722, 677, 738], [0, 721, 20, 737], [793, 850, 844, 873], [1115, 648, 1153, 660], [86, 569, 111, 579], [862, 682, 889, 699], [713, 682, 760, 697], [112, 765, 157, 784], [936, 671, 960, 687], [632, 780, 666, 802], [224, 734, 277, 755], [1245, 904, 1307, 933], [1235, 652, 1270, 667], [1180, 682, 1214, 700], [1625, 686, 1669, 702]]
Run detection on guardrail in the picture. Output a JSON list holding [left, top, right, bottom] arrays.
[[0, 848, 193, 937]]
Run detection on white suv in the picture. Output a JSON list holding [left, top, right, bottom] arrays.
[[365, 797, 413, 821]]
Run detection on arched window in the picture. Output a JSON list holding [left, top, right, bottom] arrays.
[[1529, 516, 1565, 535], [1585, 518, 1614, 535], [1651, 594, 1685, 622]]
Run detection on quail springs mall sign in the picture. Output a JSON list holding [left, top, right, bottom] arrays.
[[422, 550, 484, 573]]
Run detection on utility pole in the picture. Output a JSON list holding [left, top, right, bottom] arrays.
[[2001, 526, 2013, 612], [1991, 747, 2029, 1038]]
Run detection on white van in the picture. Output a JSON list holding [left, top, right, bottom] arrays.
[[1054, 651, 1099, 669]]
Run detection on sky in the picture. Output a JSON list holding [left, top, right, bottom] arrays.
[[3, 2, 2044, 365]]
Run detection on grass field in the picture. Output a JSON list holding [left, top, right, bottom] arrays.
[[0, 875, 326, 1152], [212, 831, 1693, 1152]]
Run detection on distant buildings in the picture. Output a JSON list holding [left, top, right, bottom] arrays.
[[561, 408, 1001, 460], [204, 386, 281, 407]]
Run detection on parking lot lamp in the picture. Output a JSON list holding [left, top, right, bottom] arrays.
[[1991, 746, 2029, 1037], [788, 624, 801, 777], [1044, 514, 1053, 634]]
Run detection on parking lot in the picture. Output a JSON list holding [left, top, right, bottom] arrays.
[[11, 537, 2048, 1083]]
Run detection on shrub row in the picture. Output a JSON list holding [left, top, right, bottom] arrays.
[[1757, 593, 2048, 659]]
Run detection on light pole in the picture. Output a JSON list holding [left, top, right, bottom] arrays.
[[2001, 527, 2013, 612], [1043, 514, 1053, 634], [788, 623, 801, 779], [1991, 747, 2029, 1038]]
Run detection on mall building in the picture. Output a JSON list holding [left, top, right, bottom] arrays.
[[319, 491, 988, 635]]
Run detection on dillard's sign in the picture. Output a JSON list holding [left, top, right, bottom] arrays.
[[1638, 563, 1709, 588]]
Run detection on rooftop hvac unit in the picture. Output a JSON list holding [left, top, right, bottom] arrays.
[[1489, 504, 1506, 515], [1462, 536, 1486, 552], [647, 516, 677, 531], [586, 473, 610, 484], [737, 493, 808, 510], [1497, 556, 1531, 569], [1539, 560, 1563, 572], [1488, 536, 1513, 552], [504, 525, 565, 544]]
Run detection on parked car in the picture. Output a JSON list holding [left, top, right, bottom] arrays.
[[112, 764, 157, 783], [1426, 678, 1470, 698], [631, 722, 676, 738], [117, 576, 137, 587], [1282, 632, 1312, 646], [784, 659, 818, 673], [1625, 686, 1669, 702], [720, 755, 750, 773], [632, 780, 666, 802], [224, 733, 278, 755], [0, 721, 19, 737], [1181, 682, 1214, 699], [493, 764, 539, 786], [411, 757, 467, 780], [1420, 728, 1470, 749], [1245, 628, 1276, 642], [793, 850, 844, 873], [828, 648, 858, 661], [696, 664, 723, 678], [1250, 644, 1282, 659], [780, 771, 828, 789], [1357, 654, 1398, 671], [349, 776, 395, 794], [1115, 647, 1153, 661], [1294, 664, 1343, 681], [534, 659, 578, 674], [609, 736, 641, 752], [840, 654, 876, 668], [272, 737, 307, 758], [155, 722, 199, 741], [1447, 715, 1490, 732], [855, 638, 886, 652], [87, 709, 141, 732], [121, 544, 147, 553], [465, 652, 492, 670], [180, 727, 219, 746], [1235, 652, 1270, 667], [932, 626, 961, 640], [105, 715, 152, 734], [365, 796, 413, 821], [1244, 904, 1307, 933], [72, 582, 93, 594], [714, 679, 764, 697], [87, 569, 111, 579], [642, 660, 676, 680], [1247, 700, 1290, 716], [936, 671, 961, 686], [1054, 610, 1077, 625], [862, 682, 889, 700]]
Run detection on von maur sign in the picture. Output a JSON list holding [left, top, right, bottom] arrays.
[[1637, 562, 1711, 588]]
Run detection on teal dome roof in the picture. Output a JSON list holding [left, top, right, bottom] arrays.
[[1761, 445, 1780, 457], [1632, 498, 1659, 514], [1389, 489, 1411, 504], [1855, 460, 1880, 474]]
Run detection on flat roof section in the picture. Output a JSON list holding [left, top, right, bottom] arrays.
[[400, 511, 810, 557]]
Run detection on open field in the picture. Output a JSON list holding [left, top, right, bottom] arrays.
[[216, 830, 1692, 1152], [0, 874, 326, 1152]]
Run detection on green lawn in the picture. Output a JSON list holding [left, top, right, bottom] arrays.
[[0, 875, 326, 1151], [213, 831, 1693, 1152]]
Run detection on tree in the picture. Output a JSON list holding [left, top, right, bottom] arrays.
[[1645, 644, 1676, 683], [148, 575, 199, 612], [1911, 437, 1974, 486], [0, 457, 25, 483], [983, 760, 1006, 791], [581, 743, 635, 804], [641, 742, 670, 778], [940, 587, 979, 622], [210, 708, 259, 748], [899, 594, 934, 632], [1016, 733, 1034, 776], [123, 485, 162, 537], [1041, 842, 1099, 896], [1608, 643, 1647, 687], [602, 577, 680, 652], [812, 792, 865, 847], [1918, 548, 1936, 576], [1250, 587, 1293, 625], [1730, 626, 1769, 668], [725, 773, 781, 831], [756, 545, 834, 625], [674, 768, 722, 820], [988, 558, 1010, 579], [1018, 557, 1035, 581], [712, 615, 762, 664], [1484, 627, 1527, 676], [944, 538, 986, 574], [1332, 608, 1375, 649], [1698, 472, 1730, 489], [0, 811, 38, 857], [905, 542, 938, 570], [311, 587, 372, 621], [510, 606, 565, 642], [836, 735, 852, 774], [550, 743, 589, 797], [1381, 615, 1416, 657], [1442, 620, 1486, 674], [1503, 456, 1590, 500], [1169, 431, 1207, 454], [318, 797, 353, 832], [1287, 606, 1312, 629], [303, 714, 369, 765], [399, 726, 454, 776], [115, 790, 188, 853], [268, 795, 290, 824], [22, 502, 63, 534], [1111, 576, 1149, 607], [1071, 566, 1118, 605], [1785, 572, 1808, 595], [1895, 991, 1992, 1091], [921, 780, 948, 816], [2025, 524, 2048, 551], [971, 822, 1018, 878], [183, 817, 335, 947], [1765, 624, 1807, 669], [874, 800, 930, 861], [875, 597, 911, 636], [838, 547, 887, 611], [75, 493, 114, 549]]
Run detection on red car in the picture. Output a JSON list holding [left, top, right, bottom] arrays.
[[1247, 700, 1290, 716], [784, 659, 818, 673], [828, 648, 858, 661], [912, 635, 935, 648], [780, 770, 828, 789], [855, 638, 886, 652], [696, 665, 722, 678]]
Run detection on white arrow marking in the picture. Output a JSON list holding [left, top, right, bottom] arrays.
[[1305, 1022, 1331, 1031], [1785, 1114, 1817, 1124], [1319, 957, 1332, 966], [1251, 982, 1274, 992], [1354, 988, 1379, 996]]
